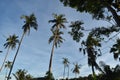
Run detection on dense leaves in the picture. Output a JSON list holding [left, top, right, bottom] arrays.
[[68, 21, 84, 42], [13, 69, 33, 80], [110, 38, 120, 60], [21, 13, 38, 35], [4, 34, 19, 49]]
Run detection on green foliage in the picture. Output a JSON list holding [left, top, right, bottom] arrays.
[[21, 13, 38, 35], [60, 0, 107, 20], [13, 69, 33, 80], [4, 34, 19, 49], [5, 61, 12, 69], [49, 29, 64, 48], [60, 0, 120, 20], [72, 62, 81, 78], [49, 13, 67, 31], [45, 71, 54, 80], [68, 21, 84, 42], [110, 38, 120, 60], [90, 25, 120, 40]]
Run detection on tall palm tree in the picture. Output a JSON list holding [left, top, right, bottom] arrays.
[[72, 63, 81, 79], [0, 34, 19, 72], [47, 14, 67, 79], [4, 61, 12, 80], [62, 57, 70, 79], [86, 34, 104, 76], [7, 13, 38, 80]]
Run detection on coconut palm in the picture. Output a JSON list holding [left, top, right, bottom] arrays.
[[62, 57, 70, 79], [7, 13, 38, 80], [25, 74, 33, 80], [13, 69, 33, 80], [47, 14, 67, 80], [13, 69, 27, 80], [4, 61, 12, 80], [0, 34, 19, 72], [47, 29, 64, 80], [72, 63, 81, 79], [49, 13, 67, 31]]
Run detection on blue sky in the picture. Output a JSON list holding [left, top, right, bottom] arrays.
[[0, 0, 119, 80]]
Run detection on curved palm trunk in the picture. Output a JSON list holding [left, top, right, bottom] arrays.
[[48, 39, 55, 74], [63, 65, 65, 79], [7, 32, 25, 80], [0, 46, 10, 72]]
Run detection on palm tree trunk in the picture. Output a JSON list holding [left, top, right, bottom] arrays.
[[48, 39, 55, 73], [91, 64, 96, 78], [75, 73, 77, 80], [63, 65, 65, 79], [7, 32, 25, 80], [67, 66, 69, 79], [4, 69, 7, 80], [0, 46, 10, 72]]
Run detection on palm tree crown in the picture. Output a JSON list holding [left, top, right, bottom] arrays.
[[49, 13, 67, 31], [72, 63, 81, 78], [5, 61, 12, 69], [4, 34, 19, 49], [0, 34, 19, 72], [21, 13, 38, 35], [62, 57, 70, 67], [49, 29, 64, 48]]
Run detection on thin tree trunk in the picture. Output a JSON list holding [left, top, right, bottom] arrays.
[[0, 46, 10, 72], [92, 65, 95, 76], [67, 66, 69, 79], [4, 69, 7, 80], [7, 32, 25, 80], [48, 39, 55, 74], [63, 65, 65, 79], [75, 73, 77, 80]]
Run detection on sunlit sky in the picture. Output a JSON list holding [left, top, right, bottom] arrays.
[[0, 0, 119, 80]]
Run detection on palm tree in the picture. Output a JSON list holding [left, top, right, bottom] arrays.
[[62, 57, 70, 79], [0, 34, 19, 72], [13, 69, 33, 80], [86, 34, 104, 76], [49, 13, 67, 31], [25, 74, 33, 80], [72, 63, 81, 79], [47, 14, 67, 80], [13, 69, 27, 80], [7, 13, 38, 80], [4, 61, 12, 80]]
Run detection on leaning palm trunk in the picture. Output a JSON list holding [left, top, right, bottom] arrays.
[[0, 46, 10, 72], [7, 32, 25, 80], [48, 39, 55, 75]]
